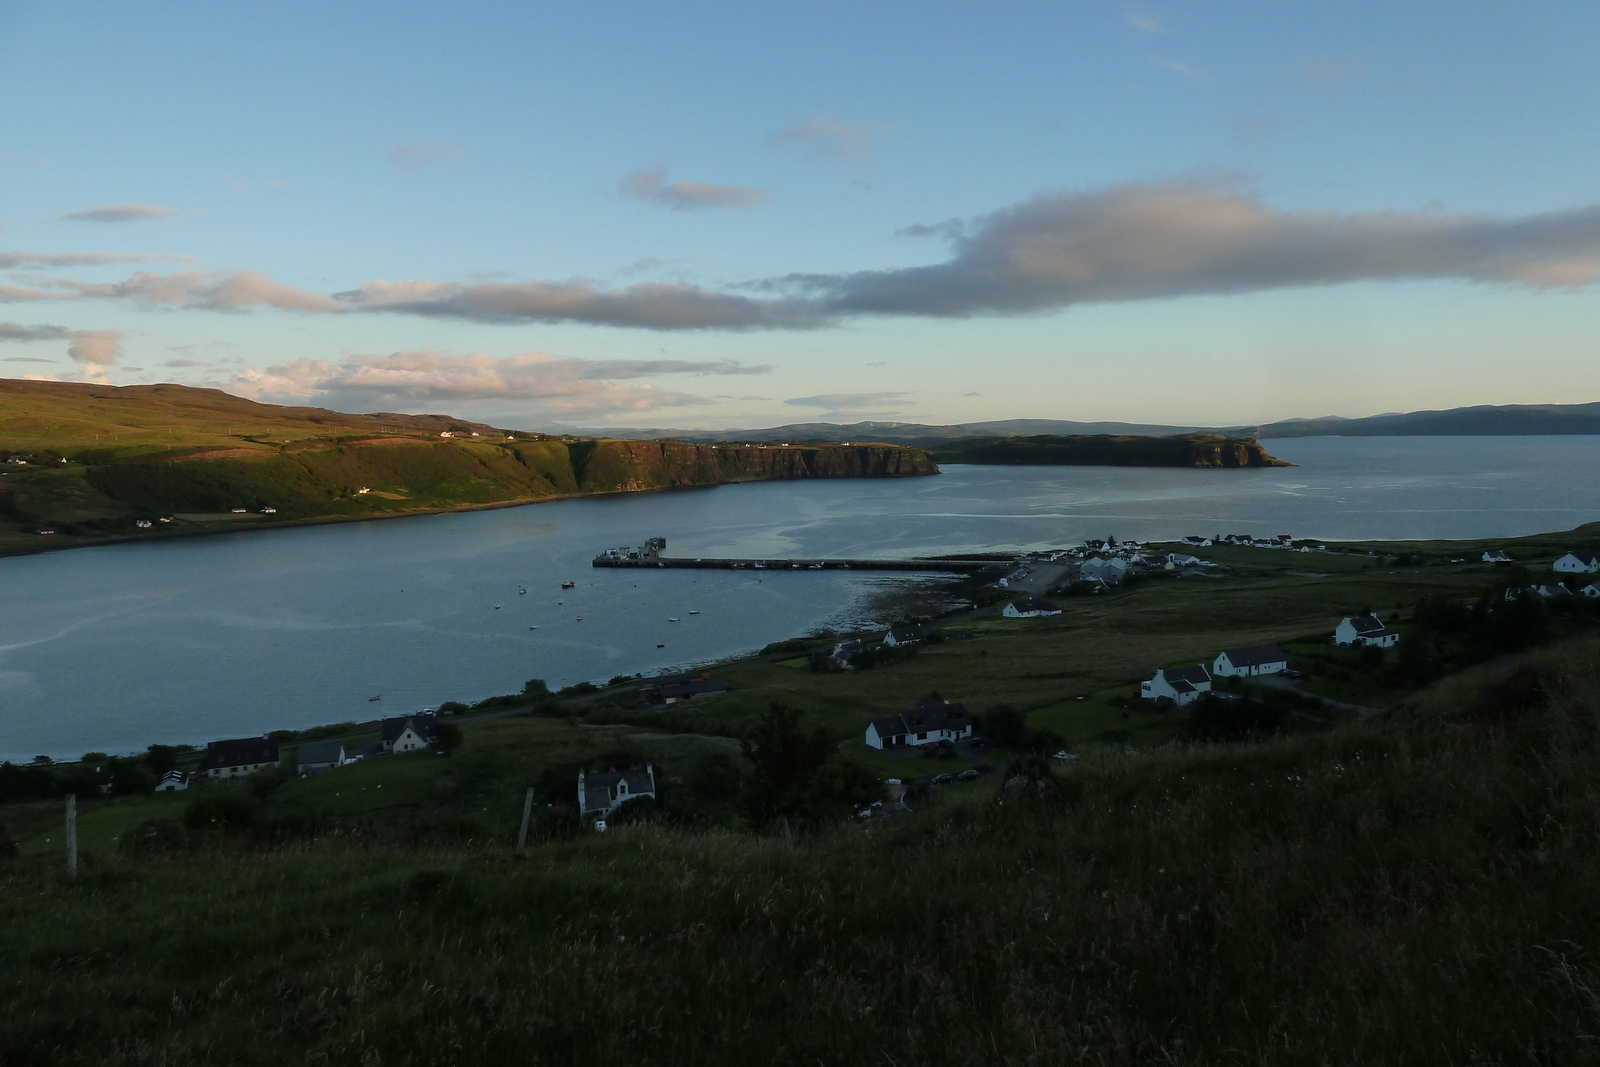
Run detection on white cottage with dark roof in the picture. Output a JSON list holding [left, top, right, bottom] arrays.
[[865, 697, 973, 750], [201, 737, 281, 780], [579, 766, 657, 815], [1553, 550, 1600, 574], [1334, 614, 1401, 648], [1141, 666, 1212, 706], [1212, 644, 1288, 677]]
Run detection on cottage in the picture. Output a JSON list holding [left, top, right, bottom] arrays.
[[1334, 614, 1401, 648], [153, 769, 189, 792], [1003, 596, 1061, 618], [865, 697, 973, 750], [1213, 644, 1288, 677], [578, 765, 656, 815], [1167, 553, 1203, 567], [202, 736, 281, 779], [883, 626, 924, 647], [1482, 550, 1512, 564], [1181, 536, 1213, 547], [1553, 550, 1600, 574], [636, 670, 728, 706], [830, 638, 865, 662], [1532, 584, 1574, 599], [1582, 584, 1600, 599], [381, 713, 437, 753], [1141, 666, 1212, 706], [296, 740, 346, 775]]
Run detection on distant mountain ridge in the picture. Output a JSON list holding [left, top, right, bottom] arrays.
[[555, 402, 1600, 444]]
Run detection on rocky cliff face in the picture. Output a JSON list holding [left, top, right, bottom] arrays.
[[928, 434, 1291, 469], [572, 440, 937, 491]]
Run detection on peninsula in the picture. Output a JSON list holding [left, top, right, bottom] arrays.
[[0, 379, 936, 552], [928, 433, 1291, 468]]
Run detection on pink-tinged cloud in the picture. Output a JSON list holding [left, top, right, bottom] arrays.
[[230, 349, 767, 411], [620, 167, 767, 211], [764, 116, 891, 162], [0, 251, 190, 269], [58, 203, 180, 223]]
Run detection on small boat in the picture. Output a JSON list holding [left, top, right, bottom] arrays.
[[809, 564, 823, 569], [753, 563, 766, 570], [368, 696, 381, 702], [529, 626, 538, 630], [575, 616, 583, 621], [519, 587, 527, 594], [688, 610, 700, 615], [668, 617, 680, 622], [561, 581, 576, 589], [657, 643, 666, 648]]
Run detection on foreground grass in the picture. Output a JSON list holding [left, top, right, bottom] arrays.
[[4, 641, 1600, 1065]]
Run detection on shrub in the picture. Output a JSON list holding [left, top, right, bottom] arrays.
[[183, 790, 260, 832], [0, 820, 17, 860]]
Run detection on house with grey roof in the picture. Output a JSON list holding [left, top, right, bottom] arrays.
[[883, 626, 924, 647], [1212, 644, 1288, 678], [1003, 596, 1061, 619], [1141, 666, 1212, 706], [636, 671, 728, 707], [579, 766, 657, 816], [1335, 614, 1401, 648], [865, 697, 973, 750], [201, 737, 281, 780], [1553, 550, 1600, 574], [381, 714, 436, 753], [296, 741, 346, 776]]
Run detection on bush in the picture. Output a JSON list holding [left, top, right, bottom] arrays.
[[687, 751, 742, 802], [0, 820, 17, 860], [183, 789, 260, 832], [438, 701, 470, 715]]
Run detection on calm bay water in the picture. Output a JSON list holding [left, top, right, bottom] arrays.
[[2, 435, 1597, 759]]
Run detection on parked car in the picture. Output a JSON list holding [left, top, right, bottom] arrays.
[[956, 769, 980, 782], [931, 773, 955, 785], [1281, 668, 1305, 680]]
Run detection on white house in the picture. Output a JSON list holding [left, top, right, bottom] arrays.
[[579, 765, 656, 815], [154, 769, 189, 792], [1582, 584, 1600, 599], [865, 698, 972, 750], [381, 714, 436, 753], [1079, 557, 1127, 584], [296, 741, 346, 775], [1003, 596, 1061, 618], [883, 626, 924, 647], [1553, 550, 1600, 574], [1167, 553, 1203, 568], [201, 737, 281, 779], [1141, 666, 1212, 706], [1335, 614, 1401, 648], [1213, 644, 1288, 677], [1482, 550, 1512, 564], [1181, 536, 1213, 547]]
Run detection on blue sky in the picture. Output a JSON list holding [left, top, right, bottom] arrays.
[[2, 0, 1597, 429]]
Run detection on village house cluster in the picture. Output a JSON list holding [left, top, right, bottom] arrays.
[[153, 713, 440, 790]]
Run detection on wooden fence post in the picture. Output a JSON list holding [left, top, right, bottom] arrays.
[[65, 794, 78, 884], [517, 787, 535, 851]]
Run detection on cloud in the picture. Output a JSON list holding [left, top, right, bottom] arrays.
[[764, 116, 890, 163], [1160, 59, 1214, 83], [3, 356, 57, 363], [619, 167, 766, 211], [41, 269, 342, 311], [10, 182, 1600, 332], [229, 349, 768, 411], [785, 391, 913, 413], [389, 141, 462, 169], [0, 321, 122, 379], [1125, 9, 1163, 32], [781, 181, 1600, 318], [1299, 54, 1363, 83], [335, 278, 819, 329], [0, 251, 190, 269], [164, 358, 206, 368], [58, 203, 181, 224]]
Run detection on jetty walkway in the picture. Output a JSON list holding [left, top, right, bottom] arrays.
[[592, 555, 999, 574]]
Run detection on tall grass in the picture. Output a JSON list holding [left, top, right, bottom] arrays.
[[3, 641, 1599, 1065]]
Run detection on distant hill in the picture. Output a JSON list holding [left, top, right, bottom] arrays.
[[929, 434, 1292, 468], [565, 402, 1600, 444], [0, 379, 935, 552]]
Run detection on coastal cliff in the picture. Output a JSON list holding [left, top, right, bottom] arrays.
[[928, 433, 1292, 468]]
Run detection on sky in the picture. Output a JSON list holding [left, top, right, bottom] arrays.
[[1, 0, 1598, 430]]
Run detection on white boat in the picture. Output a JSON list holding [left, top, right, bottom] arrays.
[[688, 610, 700, 615], [668, 617, 680, 622]]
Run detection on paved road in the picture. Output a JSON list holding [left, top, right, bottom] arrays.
[[1254, 673, 1371, 713]]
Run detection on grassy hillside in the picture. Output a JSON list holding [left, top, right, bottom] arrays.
[[930, 433, 1291, 467], [2, 634, 1597, 1065], [0, 379, 936, 551]]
